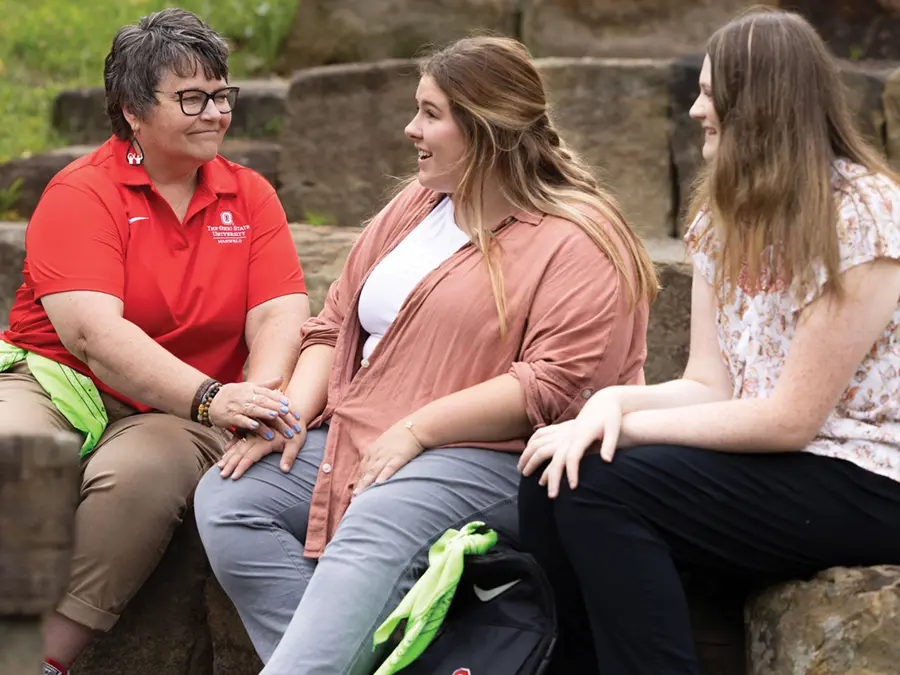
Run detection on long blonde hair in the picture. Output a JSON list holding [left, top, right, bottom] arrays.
[[417, 35, 658, 336], [688, 8, 899, 301]]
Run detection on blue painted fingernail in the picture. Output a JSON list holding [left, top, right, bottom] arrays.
[[280, 406, 289, 414], [294, 424, 302, 433], [293, 412, 301, 420], [281, 398, 289, 405], [251, 421, 259, 429], [269, 410, 278, 417], [266, 431, 274, 440], [285, 429, 294, 439]]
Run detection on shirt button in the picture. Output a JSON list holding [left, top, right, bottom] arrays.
[[321, 463, 332, 474], [360, 358, 370, 368], [582, 389, 593, 399]]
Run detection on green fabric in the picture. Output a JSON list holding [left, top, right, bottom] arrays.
[[372, 521, 498, 675], [0, 341, 108, 456]]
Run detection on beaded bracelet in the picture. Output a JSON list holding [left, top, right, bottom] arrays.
[[191, 377, 218, 423], [193, 380, 222, 427]]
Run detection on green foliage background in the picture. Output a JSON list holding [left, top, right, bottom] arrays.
[[0, 0, 298, 162]]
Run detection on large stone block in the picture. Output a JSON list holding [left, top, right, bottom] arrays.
[[278, 60, 420, 227], [644, 237, 691, 384], [747, 565, 900, 675], [885, 68, 900, 172], [0, 433, 81, 616], [278, 0, 517, 70], [668, 56, 893, 235], [75, 512, 213, 675], [0, 223, 27, 324], [51, 80, 288, 146], [539, 58, 674, 238], [51, 89, 110, 146], [668, 53, 706, 231], [1, 433, 80, 675], [522, 0, 767, 59], [290, 224, 362, 315], [0, 146, 96, 221], [840, 62, 894, 150], [778, 0, 900, 60]]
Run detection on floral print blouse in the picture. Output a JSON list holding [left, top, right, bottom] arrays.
[[685, 159, 900, 482]]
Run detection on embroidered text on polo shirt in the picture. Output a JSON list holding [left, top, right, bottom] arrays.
[[207, 210, 251, 244]]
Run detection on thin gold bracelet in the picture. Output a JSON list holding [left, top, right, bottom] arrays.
[[404, 420, 427, 450]]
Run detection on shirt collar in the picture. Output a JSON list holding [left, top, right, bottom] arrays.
[[426, 192, 545, 228], [109, 136, 238, 195]]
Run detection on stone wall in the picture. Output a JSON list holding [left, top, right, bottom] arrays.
[[279, 56, 900, 234], [276, 0, 899, 69], [280, 0, 519, 69], [521, 0, 772, 59]]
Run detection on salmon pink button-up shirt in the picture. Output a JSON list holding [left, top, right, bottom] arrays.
[[300, 183, 649, 557]]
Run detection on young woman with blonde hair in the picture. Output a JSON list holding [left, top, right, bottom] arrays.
[[518, 8, 900, 674], [195, 35, 655, 674]]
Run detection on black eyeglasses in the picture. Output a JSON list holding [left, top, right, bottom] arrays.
[[155, 86, 240, 116]]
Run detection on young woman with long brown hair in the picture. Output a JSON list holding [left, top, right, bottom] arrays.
[[194, 36, 655, 674], [518, 8, 900, 674]]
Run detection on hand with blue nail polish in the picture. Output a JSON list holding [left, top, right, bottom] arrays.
[[207, 376, 302, 441], [218, 419, 308, 480]]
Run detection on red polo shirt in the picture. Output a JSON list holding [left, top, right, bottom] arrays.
[[2, 136, 306, 410]]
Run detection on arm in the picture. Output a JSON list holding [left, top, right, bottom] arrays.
[[244, 294, 309, 385], [418, 229, 641, 447], [406, 374, 532, 448], [284, 343, 335, 427], [621, 258, 900, 452], [243, 176, 310, 386], [42, 291, 208, 418]]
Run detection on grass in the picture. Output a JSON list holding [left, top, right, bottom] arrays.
[[0, 0, 298, 163]]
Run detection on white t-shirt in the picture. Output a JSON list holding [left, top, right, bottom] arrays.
[[358, 197, 469, 360]]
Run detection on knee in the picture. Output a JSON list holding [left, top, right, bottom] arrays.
[[551, 450, 664, 536], [194, 466, 252, 542], [85, 444, 201, 520]]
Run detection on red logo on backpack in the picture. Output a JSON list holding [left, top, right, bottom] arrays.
[[452, 670, 471, 675]]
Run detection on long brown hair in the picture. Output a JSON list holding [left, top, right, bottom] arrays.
[[417, 35, 658, 336], [688, 7, 898, 301]]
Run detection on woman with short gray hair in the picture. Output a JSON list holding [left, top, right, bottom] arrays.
[[0, 9, 309, 675]]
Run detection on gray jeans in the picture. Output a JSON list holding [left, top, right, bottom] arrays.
[[194, 427, 520, 675]]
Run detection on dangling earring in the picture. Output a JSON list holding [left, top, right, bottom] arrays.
[[126, 135, 144, 166]]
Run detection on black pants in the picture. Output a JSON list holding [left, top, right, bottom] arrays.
[[518, 445, 900, 675]]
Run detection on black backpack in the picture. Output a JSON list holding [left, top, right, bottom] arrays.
[[399, 545, 557, 675]]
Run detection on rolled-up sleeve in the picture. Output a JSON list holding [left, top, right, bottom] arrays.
[[509, 233, 644, 428]]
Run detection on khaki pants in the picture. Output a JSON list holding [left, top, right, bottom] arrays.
[[0, 363, 226, 631]]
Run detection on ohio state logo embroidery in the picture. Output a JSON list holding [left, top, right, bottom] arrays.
[[452, 669, 471, 675], [220, 211, 233, 225]]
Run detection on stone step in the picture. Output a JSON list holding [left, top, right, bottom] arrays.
[[51, 78, 288, 145], [0, 139, 281, 220]]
